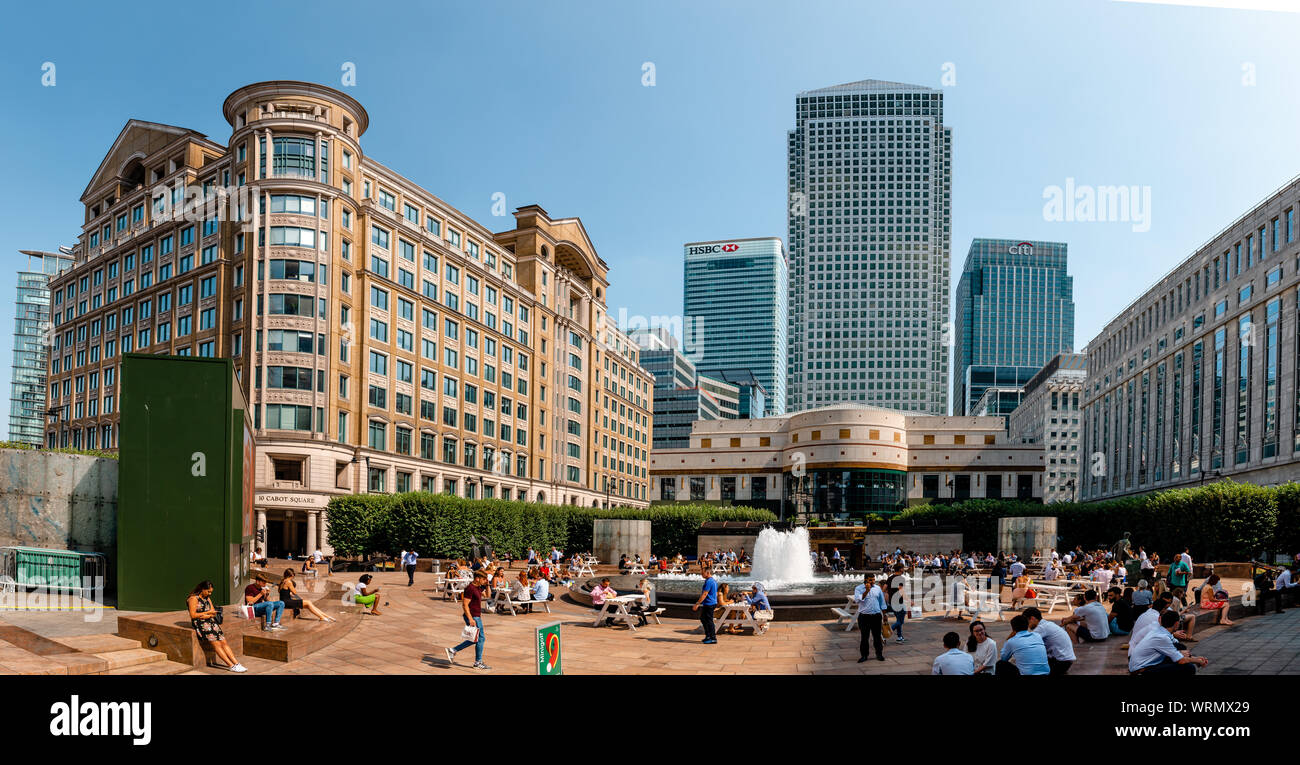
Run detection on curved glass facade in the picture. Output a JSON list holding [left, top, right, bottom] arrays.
[[783, 469, 906, 521]]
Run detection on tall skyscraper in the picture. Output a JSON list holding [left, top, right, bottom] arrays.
[[682, 236, 786, 415], [952, 238, 1075, 415], [786, 80, 952, 415], [8, 249, 73, 445]]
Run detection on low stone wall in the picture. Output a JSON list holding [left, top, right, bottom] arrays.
[[864, 532, 963, 559], [0, 448, 117, 556]]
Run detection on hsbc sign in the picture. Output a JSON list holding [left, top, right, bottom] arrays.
[[1008, 241, 1034, 255], [687, 243, 740, 255]]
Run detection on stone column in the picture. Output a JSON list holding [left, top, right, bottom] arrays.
[[306, 511, 318, 556], [256, 509, 267, 550]]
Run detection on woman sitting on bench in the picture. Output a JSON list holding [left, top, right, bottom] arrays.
[[278, 570, 336, 622]]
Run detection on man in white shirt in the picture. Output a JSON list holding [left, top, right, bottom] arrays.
[[932, 632, 974, 675], [402, 549, 418, 586], [312, 549, 323, 564], [1009, 560, 1026, 579], [1129, 610, 1208, 675], [1061, 589, 1111, 644], [1024, 607, 1076, 675]]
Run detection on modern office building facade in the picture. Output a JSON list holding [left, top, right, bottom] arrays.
[[1009, 353, 1086, 502], [953, 238, 1074, 415], [8, 249, 74, 445], [683, 237, 786, 415], [1081, 175, 1300, 500], [639, 340, 738, 449], [650, 404, 1044, 521], [786, 80, 952, 415], [44, 81, 652, 556], [697, 367, 766, 419]]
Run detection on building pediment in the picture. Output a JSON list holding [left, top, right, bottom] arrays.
[[80, 120, 210, 203]]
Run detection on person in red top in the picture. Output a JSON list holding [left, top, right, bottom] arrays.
[[244, 574, 284, 631], [446, 571, 490, 670]]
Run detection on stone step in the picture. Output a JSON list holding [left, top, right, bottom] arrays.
[[0, 639, 68, 675], [52, 634, 143, 654], [92, 648, 168, 670], [103, 659, 193, 676]]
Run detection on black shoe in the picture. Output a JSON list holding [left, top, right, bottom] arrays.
[[877, 655, 886, 661], [858, 657, 869, 663]]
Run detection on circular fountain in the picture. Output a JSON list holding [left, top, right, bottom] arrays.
[[647, 527, 862, 621]]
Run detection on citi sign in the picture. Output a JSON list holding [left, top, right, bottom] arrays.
[[1008, 241, 1034, 255], [688, 243, 740, 255]]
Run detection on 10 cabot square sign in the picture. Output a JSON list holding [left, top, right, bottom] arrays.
[[255, 492, 330, 509]]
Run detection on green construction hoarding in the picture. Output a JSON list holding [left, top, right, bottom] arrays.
[[117, 354, 254, 611]]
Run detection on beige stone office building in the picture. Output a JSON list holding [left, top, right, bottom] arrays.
[[1008, 353, 1086, 502], [650, 404, 1043, 521], [45, 81, 652, 555], [1082, 175, 1300, 500]]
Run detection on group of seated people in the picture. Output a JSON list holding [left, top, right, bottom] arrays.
[[698, 549, 745, 574]]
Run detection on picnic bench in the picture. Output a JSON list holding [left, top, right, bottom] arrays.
[[493, 589, 552, 616], [1026, 583, 1072, 614], [715, 601, 772, 634], [592, 594, 649, 630], [831, 596, 859, 631]]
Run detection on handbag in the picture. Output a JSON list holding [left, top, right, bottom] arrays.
[[213, 605, 224, 625], [882, 619, 892, 638], [460, 624, 479, 643], [1025, 588, 1037, 599]]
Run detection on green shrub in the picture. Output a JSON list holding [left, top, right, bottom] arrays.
[[325, 492, 775, 558], [898, 480, 1292, 561]]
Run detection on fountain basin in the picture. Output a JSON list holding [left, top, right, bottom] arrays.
[[571, 573, 864, 622]]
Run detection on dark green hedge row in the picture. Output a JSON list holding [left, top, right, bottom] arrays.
[[325, 492, 776, 558], [897, 481, 1292, 561]]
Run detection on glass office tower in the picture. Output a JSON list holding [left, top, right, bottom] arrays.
[[8, 249, 73, 445], [683, 237, 787, 416], [953, 238, 1074, 415], [787, 80, 952, 414]]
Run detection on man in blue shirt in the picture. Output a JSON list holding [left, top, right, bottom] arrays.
[[693, 571, 719, 644], [1129, 610, 1209, 675], [854, 574, 887, 662], [402, 550, 418, 586], [996, 615, 1051, 676]]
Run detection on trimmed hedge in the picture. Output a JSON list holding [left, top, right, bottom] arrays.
[[325, 492, 776, 558], [896, 480, 1290, 561]]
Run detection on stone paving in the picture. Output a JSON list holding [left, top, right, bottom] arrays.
[[1197, 606, 1300, 675], [236, 569, 1174, 675]]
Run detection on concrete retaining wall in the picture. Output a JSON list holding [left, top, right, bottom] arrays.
[[0, 448, 117, 556], [593, 519, 650, 564], [865, 532, 964, 559]]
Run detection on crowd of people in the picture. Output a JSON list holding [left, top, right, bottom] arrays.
[[186, 536, 1299, 676]]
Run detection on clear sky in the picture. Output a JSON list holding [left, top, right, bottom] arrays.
[[2, 0, 1298, 423]]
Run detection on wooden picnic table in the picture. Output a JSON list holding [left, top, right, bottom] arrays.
[[715, 601, 771, 634], [592, 594, 646, 630], [626, 563, 648, 575]]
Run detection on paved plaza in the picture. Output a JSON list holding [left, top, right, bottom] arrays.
[[3, 567, 1281, 675]]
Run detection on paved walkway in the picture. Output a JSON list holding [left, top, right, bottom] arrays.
[[249, 570, 1136, 675], [1197, 606, 1300, 675]]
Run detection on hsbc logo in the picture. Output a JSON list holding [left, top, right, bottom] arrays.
[[1008, 241, 1034, 255], [687, 243, 740, 255]]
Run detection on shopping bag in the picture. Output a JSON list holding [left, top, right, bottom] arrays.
[[460, 624, 479, 643]]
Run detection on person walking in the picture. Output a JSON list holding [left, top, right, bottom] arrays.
[[402, 549, 419, 586], [446, 570, 490, 670], [693, 569, 719, 644], [855, 574, 887, 662]]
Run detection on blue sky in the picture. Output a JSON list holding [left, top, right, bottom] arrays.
[[2, 0, 1298, 422]]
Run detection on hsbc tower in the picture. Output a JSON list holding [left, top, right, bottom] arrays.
[[682, 237, 788, 416]]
